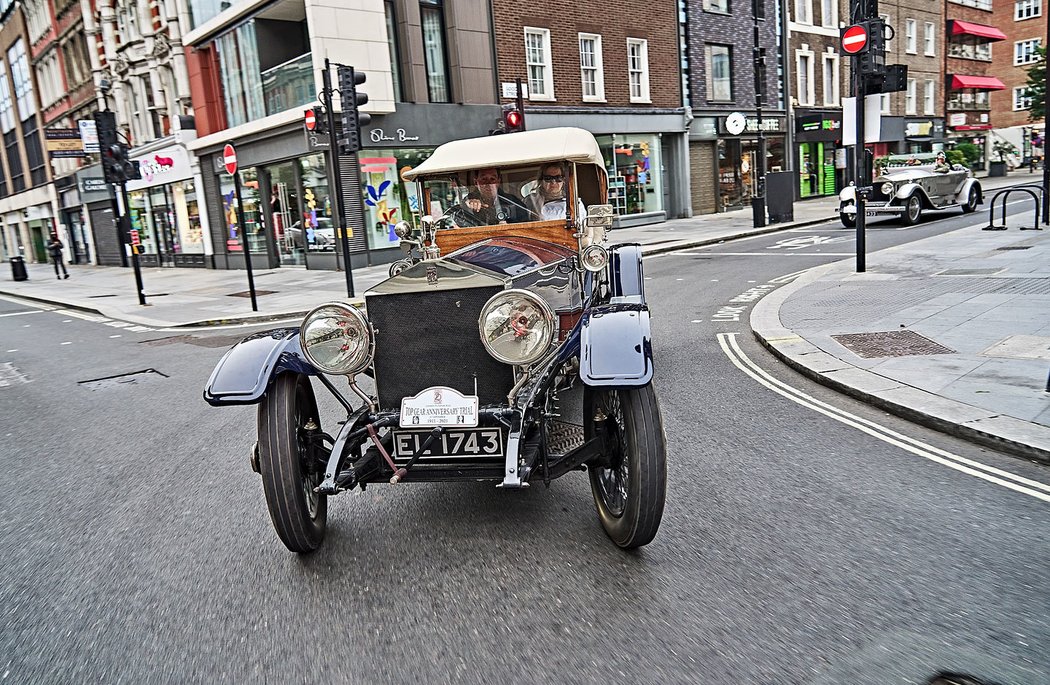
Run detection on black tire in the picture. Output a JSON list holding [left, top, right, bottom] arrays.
[[586, 384, 667, 549], [258, 373, 327, 553], [961, 186, 979, 214], [388, 258, 412, 278], [901, 194, 923, 225], [840, 206, 856, 228]]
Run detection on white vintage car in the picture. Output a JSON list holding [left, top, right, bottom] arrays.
[[838, 154, 982, 228]]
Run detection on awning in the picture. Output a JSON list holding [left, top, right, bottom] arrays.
[[949, 20, 1007, 42], [950, 74, 1006, 91]]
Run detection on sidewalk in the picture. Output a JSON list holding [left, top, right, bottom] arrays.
[[3, 169, 1046, 460]]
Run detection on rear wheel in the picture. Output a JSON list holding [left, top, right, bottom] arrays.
[[586, 385, 667, 549], [901, 194, 923, 225], [961, 186, 979, 214], [840, 203, 856, 228], [258, 373, 327, 553]]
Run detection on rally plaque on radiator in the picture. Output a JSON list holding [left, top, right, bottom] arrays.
[[400, 386, 479, 428]]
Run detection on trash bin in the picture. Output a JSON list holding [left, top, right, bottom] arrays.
[[9, 256, 27, 281]]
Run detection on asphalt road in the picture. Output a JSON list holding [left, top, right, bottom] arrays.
[[1, 205, 1048, 684]]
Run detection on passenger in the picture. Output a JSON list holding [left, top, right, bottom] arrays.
[[933, 151, 951, 173], [526, 162, 586, 221]]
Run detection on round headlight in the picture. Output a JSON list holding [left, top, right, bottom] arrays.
[[580, 244, 609, 273], [393, 221, 412, 239], [880, 182, 895, 196], [478, 289, 555, 366], [300, 303, 373, 375]]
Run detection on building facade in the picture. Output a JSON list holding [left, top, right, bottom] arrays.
[[991, 0, 1045, 166], [686, 0, 788, 215], [491, 0, 690, 225]]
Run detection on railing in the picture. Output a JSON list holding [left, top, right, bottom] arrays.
[[261, 52, 314, 118]]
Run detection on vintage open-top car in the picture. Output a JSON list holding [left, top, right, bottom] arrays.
[[204, 127, 667, 553], [838, 153, 982, 227]]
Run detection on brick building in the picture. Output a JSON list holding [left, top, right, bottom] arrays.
[[991, 0, 1045, 165], [491, 0, 690, 224], [686, 0, 787, 215], [944, 0, 1007, 166]]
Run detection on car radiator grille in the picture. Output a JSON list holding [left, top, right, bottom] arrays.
[[367, 286, 514, 410]]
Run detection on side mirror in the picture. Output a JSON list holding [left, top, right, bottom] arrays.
[[585, 204, 615, 229]]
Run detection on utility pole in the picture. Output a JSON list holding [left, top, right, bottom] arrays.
[[1043, 17, 1049, 225], [94, 110, 146, 305], [322, 59, 355, 298], [752, 0, 767, 228]]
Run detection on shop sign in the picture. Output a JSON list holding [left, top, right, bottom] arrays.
[[79, 177, 108, 193], [306, 129, 331, 151], [45, 128, 89, 159], [798, 115, 842, 133], [127, 146, 193, 191], [369, 128, 421, 144], [949, 113, 967, 127], [745, 118, 782, 133]]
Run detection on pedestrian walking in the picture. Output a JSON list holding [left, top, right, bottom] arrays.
[[46, 233, 69, 279]]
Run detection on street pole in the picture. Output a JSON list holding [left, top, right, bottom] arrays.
[[115, 179, 147, 305], [1043, 19, 1049, 224], [232, 171, 258, 312], [516, 77, 526, 131], [751, 0, 767, 228], [852, 0, 867, 273], [324, 58, 356, 298]]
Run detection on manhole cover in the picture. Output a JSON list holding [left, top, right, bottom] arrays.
[[79, 369, 168, 390], [936, 268, 1002, 276], [228, 290, 277, 298], [141, 334, 246, 349], [995, 246, 1032, 251], [831, 330, 956, 358]]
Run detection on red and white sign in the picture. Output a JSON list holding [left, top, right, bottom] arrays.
[[304, 109, 316, 131], [841, 25, 868, 55], [223, 143, 238, 175], [129, 229, 140, 246]]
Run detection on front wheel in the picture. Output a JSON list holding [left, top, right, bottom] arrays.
[[258, 373, 327, 553], [586, 385, 667, 549], [840, 203, 857, 228], [901, 194, 923, 225], [961, 186, 979, 214]]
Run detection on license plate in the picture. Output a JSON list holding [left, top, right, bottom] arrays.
[[866, 211, 879, 217], [393, 428, 504, 460]]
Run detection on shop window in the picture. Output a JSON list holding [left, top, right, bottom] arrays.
[[174, 181, 205, 255], [220, 167, 266, 254], [596, 134, 663, 216], [422, 0, 452, 103], [128, 191, 155, 256], [525, 27, 554, 101], [359, 148, 433, 251], [298, 154, 334, 253], [706, 44, 732, 102]]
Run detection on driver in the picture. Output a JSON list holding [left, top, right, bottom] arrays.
[[933, 151, 950, 173], [452, 167, 530, 227]]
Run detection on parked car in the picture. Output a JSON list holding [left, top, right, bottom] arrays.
[[287, 217, 336, 250], [204, 128, 667, 553], [839, 154, 982, 228]]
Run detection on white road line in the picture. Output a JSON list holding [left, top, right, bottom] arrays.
[[0, 310, 44, 318], [717, 332, 1050, 503], [0, 295, 55, 310], [698, 252, 856, 257]]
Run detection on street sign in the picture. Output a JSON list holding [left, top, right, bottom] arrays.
[[78, 119, 99, 153], [130, 229, 140, 246], [223, 143, 237, 175], [841, 24, 868, 55], [304, 109, 316, 131], [45, 128, 89, 159]]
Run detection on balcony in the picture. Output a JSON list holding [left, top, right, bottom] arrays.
[[262, 52, 313, 117], [948, 0, 992, 10]]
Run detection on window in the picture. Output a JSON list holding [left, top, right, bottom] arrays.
[[905, 19, 917, 53], [821, 0, 837, 27], [1014, 86, 1033, 109], [7, 40, 35, 122], [215, 22, 264, 128], [795, 0, 812, 23], [797, 49, 814, 106], [24, 0, 51, 44], [924, 22, 935, 56], [0, 72, 14, 134], [627, 38, 650, 103], [949, 36, 992, 61], [706, 44, 732, 101], [22, 116, 46, 186], [385, 0, 403, 102], [421, 0, 451, 103], [525, 27, 553, 100], [1015, 38, 1042, 65], [1016, 0, 1042, 20], [881, 92, 890, 114], [822, 52, 839, 106], [905, 78, 917, 114], [35, 51, 61, 109], [578, 33, 605, 101], [947, 90, 990, 110], [948, 0, 991, 9], [924, 79, 935, 114], [703, 0, 729, 11]]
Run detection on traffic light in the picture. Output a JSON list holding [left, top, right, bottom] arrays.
[[337, 66, 370, 154], [865, 64, 907, 94], [309, 105, 328, 134], [100, 142, 140, 183], [502, 103, 525, 133], [857, 19, 886, 76]]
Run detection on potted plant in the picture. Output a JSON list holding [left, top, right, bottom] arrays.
[[990, 141, 1018, 177]]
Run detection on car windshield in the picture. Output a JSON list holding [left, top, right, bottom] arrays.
[[421, 163, 578, 229]]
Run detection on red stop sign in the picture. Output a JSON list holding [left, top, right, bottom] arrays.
[[223, 143, 237, 175], [841, 24, 868, 54], [304, 109, 316, 131]]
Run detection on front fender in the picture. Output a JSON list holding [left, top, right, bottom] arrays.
[[839, 185, 856, 203], [894, 183, 928, 204], [608, 243, 645, 304], [579, 303, 653, 387], [203, 327, 317, 406], [957, 178, 983, 204]]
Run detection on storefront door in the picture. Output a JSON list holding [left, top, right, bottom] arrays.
[[265, 161, 305, 267], [150, 186, 178, 266]]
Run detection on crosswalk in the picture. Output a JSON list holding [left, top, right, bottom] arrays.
[[53, 308, 156, 333]]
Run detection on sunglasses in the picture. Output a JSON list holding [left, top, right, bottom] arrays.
[[541, 175, 565, 182]]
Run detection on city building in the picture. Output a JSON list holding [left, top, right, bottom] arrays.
[[686, 0, 788, 215], [944, 0, 1007, 167], [490, 0, 690, 224], [183, 0, 499, 272], [991, 0, 1044, 166]]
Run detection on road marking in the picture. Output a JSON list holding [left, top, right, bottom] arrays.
[[0, 310, 44, 318], [60, 342, 72, 345], [768, 236, 850, 250], [109, 335, 121, 338], [717, 332, 1050, 503], [699, 252, 855, 256]]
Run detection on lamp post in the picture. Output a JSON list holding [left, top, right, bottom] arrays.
[[751, 0, 767, 228]]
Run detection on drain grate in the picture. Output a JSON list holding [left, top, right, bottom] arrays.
[[79, 368, 169, 390], [831, 330, 956, 358], [995, 246, 1032, 251], [228, 290, 276, 298], [141, 333, 246, 349]]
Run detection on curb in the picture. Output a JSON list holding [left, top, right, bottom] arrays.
[[750, 260, 1050, 465], [638, 214, 838, 257]]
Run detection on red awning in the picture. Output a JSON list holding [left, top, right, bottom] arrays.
[[950, 74, 1006, 91], [949, 20, 1007, 42]]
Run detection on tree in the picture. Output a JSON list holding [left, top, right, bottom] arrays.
[[1026, 46, 1046, 122]]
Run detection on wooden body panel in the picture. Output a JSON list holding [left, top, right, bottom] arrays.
[[434, 220, 577, 254]]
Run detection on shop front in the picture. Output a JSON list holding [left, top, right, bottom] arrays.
[[904, 118, 945, 155], [795, 112, 842, 199], [77, 167, 123, 267], [57, 182, 91, 264], [707, 114, 786, 213], [126, 145, 208, 268]]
